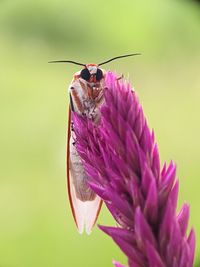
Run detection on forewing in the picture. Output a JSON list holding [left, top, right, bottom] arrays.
[[67, 107, 102, 234]]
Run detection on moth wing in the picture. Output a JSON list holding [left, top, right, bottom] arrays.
[[67, 108, 102, 234]]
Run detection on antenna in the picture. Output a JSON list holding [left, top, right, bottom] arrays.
[[98, 53, 141, 66], [48, 60, 85, 67]]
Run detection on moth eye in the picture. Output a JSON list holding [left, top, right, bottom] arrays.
[[80, 68, 91, 81], [96, 69, 103, 81]]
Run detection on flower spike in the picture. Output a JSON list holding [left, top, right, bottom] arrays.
[[73, 72, 195, 267]]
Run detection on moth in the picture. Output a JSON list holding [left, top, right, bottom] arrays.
[[49, 53, 140, 234]]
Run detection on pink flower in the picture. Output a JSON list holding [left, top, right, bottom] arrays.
[[73, 72, 195, 267]]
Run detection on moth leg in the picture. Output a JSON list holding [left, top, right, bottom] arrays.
[[116, 74, 124, 80], [70, 87, 84, 114], [79, 79, 87, 95], [86, 83, 93, 99]]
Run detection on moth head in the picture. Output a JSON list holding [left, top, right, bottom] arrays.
[[80, 64, 103, 82]]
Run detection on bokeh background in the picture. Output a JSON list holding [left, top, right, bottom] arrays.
[[0, 0, 200, 266]]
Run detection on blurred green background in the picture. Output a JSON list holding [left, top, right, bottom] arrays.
[[0, 0, 200, 266]]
